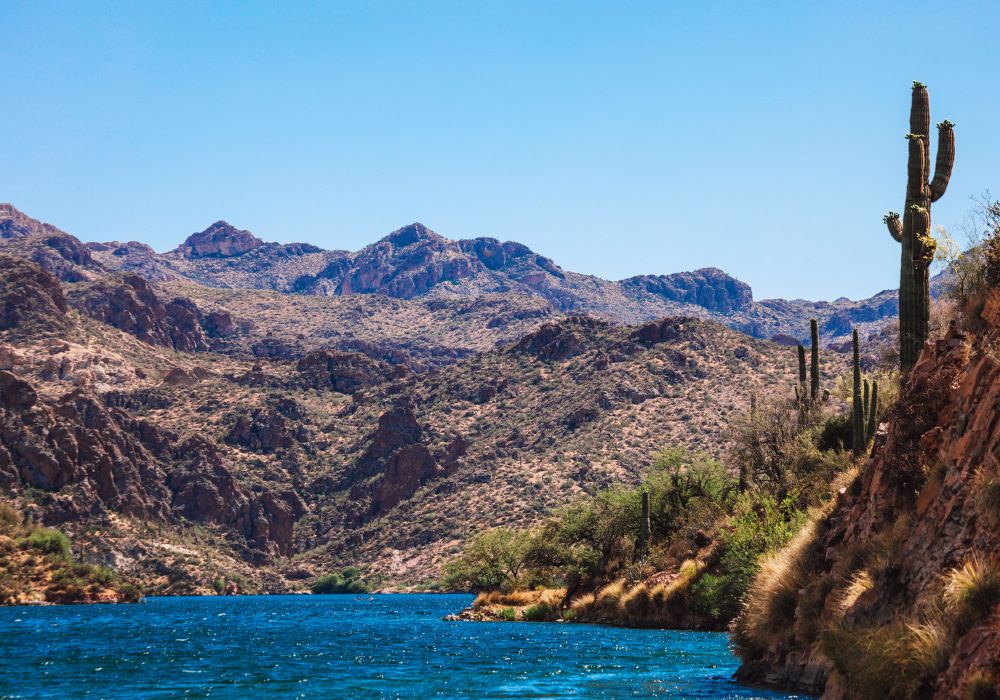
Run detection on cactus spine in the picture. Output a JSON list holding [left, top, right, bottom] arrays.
[[809, 319, 820, 400], [639, 490, 650, 555], [852, 329, 865, 457], [866, 380, 879, 443], [884, 82, 955, 373]]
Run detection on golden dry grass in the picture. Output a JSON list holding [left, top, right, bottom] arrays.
[[943, 556, 1000, 631]]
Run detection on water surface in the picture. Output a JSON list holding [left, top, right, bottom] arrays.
[[0, 594, 807, 698]]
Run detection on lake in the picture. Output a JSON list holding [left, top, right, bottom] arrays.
[[0, 594, 807, 698]]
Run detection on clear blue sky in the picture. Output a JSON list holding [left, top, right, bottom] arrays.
[[2, 1, 998, 300]]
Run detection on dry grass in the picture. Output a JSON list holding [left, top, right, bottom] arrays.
[[570, 592, 596, 613], [836, 570, 874, 615], [964, 671, 1000, 700], [974, 460, 1000, 528], [732, 511, 825, 656], [943, 556, 1000, 632], [596, 579, 626, 611]]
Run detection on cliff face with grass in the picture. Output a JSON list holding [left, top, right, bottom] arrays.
[[733, 290, 1000, 699]]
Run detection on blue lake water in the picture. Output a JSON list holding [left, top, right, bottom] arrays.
[[0, 594, 807, 698]]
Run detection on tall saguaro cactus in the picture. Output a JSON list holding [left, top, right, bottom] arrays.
[[809, 319, 820, 400], [852, 329, 865, 457], [884, 82, 955, 372]]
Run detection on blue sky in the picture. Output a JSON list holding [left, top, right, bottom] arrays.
[[2, 1, 998, 300]]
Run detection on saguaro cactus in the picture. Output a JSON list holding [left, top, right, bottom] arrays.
[[797, 345, 807, 386], [884, 82, 955, 373], [809, 319, 820, 399], [852, 329, 865, 457], [639, 490, 650, 555], [866, 380, 879, 443]]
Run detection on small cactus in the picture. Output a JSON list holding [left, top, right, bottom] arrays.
[[638, 490, 650, 555], [866, 380, 879, 443], [852, 329, 865, 457]]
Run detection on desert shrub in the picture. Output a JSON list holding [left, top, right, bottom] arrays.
[[23, 528, 71, 559], [311, 567, 371, 594], [0, 504, 22, 536], [942, 556, 1000, 633], [441, 528, 531, 592], [522, 602, 556, 621], [498, 607, 517, 621]]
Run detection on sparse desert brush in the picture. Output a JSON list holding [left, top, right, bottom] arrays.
[[498, 607, 517, 621], [973, 460, 1000, 527], [903, 616, 955, 680], [522, 602, 556, 621], [964, 671, 1000, 700], [943, 556, 1000, 632], [473, 591, 499, 608], [732, 514, 823, 656]]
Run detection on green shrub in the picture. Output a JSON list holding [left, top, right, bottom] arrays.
[[498, 607, 517, 621], [522, 602, 555, 621], [311, 567, 371, 594], [24, 529, 71, 559]]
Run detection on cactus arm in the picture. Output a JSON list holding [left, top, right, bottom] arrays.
[[910, 82, 930, 137], [930, 121, 955, 202], [884, 212, 903, 242], [906, 134, 928, 199]]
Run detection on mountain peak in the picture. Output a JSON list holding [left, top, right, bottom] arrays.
[[0, 203, 66, 240], [177, 221, 264, 259], [381, 223, 444, 248]]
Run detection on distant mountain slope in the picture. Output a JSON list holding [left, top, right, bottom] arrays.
[[6, 205, 912, 346], [0, 255, 847, 590]]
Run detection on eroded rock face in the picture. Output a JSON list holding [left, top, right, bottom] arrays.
[[296, 349, 395, 393], [512, 317, 607, 361], [735, 296, 1000, 698], [345, 401, 443, 519], [0, 372, 301, 558], [0, 204, 64, 239], [67, 274, 211, 352], [0, 256, 71, 335], [176, 221, 264, 259], [622, 268, 753, 313], [225, 407, 296, 453]]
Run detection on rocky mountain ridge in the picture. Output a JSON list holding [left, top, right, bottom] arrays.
[[0, 205, 915, 346]]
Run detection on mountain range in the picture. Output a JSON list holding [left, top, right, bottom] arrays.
[[0, 203, 883, 590]]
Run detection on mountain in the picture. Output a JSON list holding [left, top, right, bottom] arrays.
[[0, 245, 852, 591], [65, 209, 911, 346]]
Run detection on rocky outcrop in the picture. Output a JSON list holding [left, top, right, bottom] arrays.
[[225, 406, 298, 453], [175, 221, 264, 259], [67, 274, 214, 352], [622, 268, 753, 313], [0, 373, 301, 559], [0, 203, 65, 239], [0, 256, 71, 336], [735, 293, 1000, 698], [512, 316, 607, 361], [296, 349, 396, 393], [345, 401, 443, 519]]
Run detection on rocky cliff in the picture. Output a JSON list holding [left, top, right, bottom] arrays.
[[733, 291, 1000, 698]]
